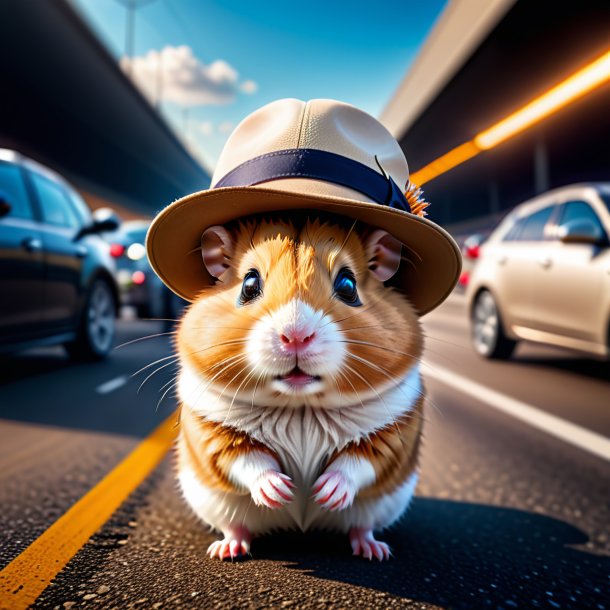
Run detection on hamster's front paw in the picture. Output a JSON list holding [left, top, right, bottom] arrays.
[[250, 470, 295, 509], [312, 470, 356, 511]]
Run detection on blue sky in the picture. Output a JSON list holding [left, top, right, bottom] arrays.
[[72, 0, 446, 171]]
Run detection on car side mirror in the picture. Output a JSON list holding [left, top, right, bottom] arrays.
[[92, 207, 121, 233], [0, 194, 12, 218], [75, 207, 121, 240], [558, 219, 604, 245]]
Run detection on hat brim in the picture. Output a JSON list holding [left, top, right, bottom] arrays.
[[146, 186, 461, 316]]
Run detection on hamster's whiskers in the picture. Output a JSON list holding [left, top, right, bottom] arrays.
[[341, 360, 398, 429], [188, 325, 253, 332], [344, 351, 442, 418], [132, 354, 178, 377], [343, 350, 431, 412], [334, 367, 366, 410], [323, 364, 358, 412], [337, 323, 389, 332], [250, 368, 268, 413], [216, 361, 253, 405], [337, 337, 419, 360], [189, 338, 250, 357], [156, 379, 178, 412], [188, 354, 250, 411], [224, 363, 261, 426], [136, 357, 180, 394], [114, 330, 177, 350]]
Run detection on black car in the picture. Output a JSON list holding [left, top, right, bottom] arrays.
[[0, 149, 121, 360], [104, 220, 186, 322]]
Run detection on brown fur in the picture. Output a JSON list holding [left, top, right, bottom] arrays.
[[179, 404, 278, 494], [178, 215, 422, 399], [177, 214, 424, 505], [328, 395, 424, 499]]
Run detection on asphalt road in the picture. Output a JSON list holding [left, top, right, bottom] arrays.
[[0, 297, 609, 609]]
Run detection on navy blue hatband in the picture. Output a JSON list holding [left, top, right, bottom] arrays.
[[213, 148, 411, 213]]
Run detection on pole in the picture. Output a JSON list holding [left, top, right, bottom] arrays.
[[125, 0, 135, 76], [112, 0, 157, 75]]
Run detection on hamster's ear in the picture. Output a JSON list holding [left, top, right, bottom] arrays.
[[201, 225, 233, 281], [365, 230, 402, 282]]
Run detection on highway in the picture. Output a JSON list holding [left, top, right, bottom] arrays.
[[0, 296, 609, 609]]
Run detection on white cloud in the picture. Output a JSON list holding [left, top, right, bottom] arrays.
[[240, 80, 258, 94], [218, 121, 235, 134], [198, 121, 214, 136], [121, 46, 256, 107]]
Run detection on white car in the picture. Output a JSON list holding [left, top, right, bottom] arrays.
[[467, 183, 610, 360]]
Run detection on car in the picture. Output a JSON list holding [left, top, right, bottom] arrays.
[[0, 148, 121, 360], [103, 220, 186, 322], [467, 183, 610, 360]]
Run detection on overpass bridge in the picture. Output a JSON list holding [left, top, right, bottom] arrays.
[[0, 0, 210, 218], [381, 0, 610, 238]]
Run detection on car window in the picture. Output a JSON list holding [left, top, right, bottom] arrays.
[[502, 216, 527, 241], [30, 172, 81, 228], [560, 201, 605, 235], [64, 187, 92, 226], [516, 205, 555, 241], [0, 162, 34, 220]]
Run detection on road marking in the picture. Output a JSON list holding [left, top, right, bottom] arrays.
[[0, 413, 178, 609], [95, 375, 128, 394], [424, 364, 610, 462]]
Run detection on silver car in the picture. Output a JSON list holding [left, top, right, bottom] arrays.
[[467, 183, 610, 360]]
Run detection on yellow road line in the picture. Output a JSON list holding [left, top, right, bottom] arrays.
[[0, 413, 178, 610]]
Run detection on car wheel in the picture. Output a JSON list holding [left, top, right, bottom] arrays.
[[471, 290, 517, 359], [65, 278, 116, 361]]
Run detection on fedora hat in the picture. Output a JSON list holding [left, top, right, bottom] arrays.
[[146, 98, 461, 316]]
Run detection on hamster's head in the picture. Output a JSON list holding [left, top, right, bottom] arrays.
[[178, 214, 422, 409]]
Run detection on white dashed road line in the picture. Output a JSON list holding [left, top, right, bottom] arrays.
[[95, 375, 128, 395], [424, 363, 610, 462]]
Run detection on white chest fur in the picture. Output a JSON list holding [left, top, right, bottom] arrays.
[[179, 362, 422, 486]]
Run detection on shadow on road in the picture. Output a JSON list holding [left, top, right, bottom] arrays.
[[254, 498, 610, 609], [510, 354, 610, 383], [0, 349, 75, 385]]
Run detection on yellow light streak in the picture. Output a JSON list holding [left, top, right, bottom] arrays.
[[412, 49, 610, 185], [411, 141, 480, 186], [475, 49, 610, 149]]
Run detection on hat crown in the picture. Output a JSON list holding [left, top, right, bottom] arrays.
[[211, 98, 409, 200]]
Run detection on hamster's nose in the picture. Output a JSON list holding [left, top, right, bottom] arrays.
[[279, 329, 316, 352]]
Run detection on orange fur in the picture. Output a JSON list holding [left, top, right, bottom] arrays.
[[177, 214, 424, 505], [327, 395, 424, 499], [178, 215, 422, 400], [179, 403, 278, 493]]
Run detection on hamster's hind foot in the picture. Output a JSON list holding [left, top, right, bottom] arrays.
[[207, 525, 252, 561], [349, 527, 391, 561]]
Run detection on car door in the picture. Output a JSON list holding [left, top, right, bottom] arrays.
[[0, 160, 45, 340], [529, 199, 607, 345], [27, 170, 85, 330], [493, 204, 557, 330]]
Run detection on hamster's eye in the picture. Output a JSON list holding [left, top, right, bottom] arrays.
[[333, 267, 361, 307], [240, 269, 263, 304]]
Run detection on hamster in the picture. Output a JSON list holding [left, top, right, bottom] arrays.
[[176, 213, 424, 561]]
